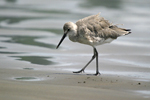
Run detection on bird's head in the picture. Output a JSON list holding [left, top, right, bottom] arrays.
[[56, 22, 77, 49]]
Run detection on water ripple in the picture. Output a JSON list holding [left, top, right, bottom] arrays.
[[0, 35, 56, 49], [104, 58, 150, 68], [11, 56, 56, 65], [113, 41, 150, 48]]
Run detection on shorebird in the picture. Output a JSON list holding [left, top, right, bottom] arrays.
[[56, 13, 131, 76]]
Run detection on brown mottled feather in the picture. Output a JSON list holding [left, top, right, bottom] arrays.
[[76, 13, 131, 40]]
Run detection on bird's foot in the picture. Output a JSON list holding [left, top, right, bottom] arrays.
[[93, 72, 101, 76], [73, 69, 84, 73], [87, 72, 101, 76]]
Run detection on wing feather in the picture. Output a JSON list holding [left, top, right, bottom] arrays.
[[76, 13, 131, 40]]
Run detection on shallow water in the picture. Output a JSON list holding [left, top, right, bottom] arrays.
[[0, 0, 150, 97]]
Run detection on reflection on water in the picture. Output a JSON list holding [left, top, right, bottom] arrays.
[[5, 0, 16, 3], [23, 68, 34, 70], [0, 17, 30, 24], [0, 35, 56, 49], [11, 56, 55, 65], [0, 46, 6, 49], [0, 51, 23, 54], [15, 77, 37, 80], [30, 29, 62, 35], [14, 77, 41, 81], [80, 0, 122, 8]]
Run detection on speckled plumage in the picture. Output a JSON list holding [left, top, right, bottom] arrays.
[[74, 13, 131, 46], [57, 13, 131, 75]]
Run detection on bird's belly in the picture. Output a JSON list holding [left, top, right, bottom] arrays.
[[91, 38, 115, 46], [104, 38, 114, 43], [77, 36, 114, 46]]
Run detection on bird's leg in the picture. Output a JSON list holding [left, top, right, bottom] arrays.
[[73, 48, 96, 73], [86, 48, 100, 76], [93, 48, 101, 76]]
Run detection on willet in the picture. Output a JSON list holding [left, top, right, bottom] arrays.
[[56, 13, 131, 76]]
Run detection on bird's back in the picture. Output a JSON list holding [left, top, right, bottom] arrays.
[[76, 13, 131, 41]]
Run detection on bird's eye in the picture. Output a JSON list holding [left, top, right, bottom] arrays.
[[68, 28, 70, 31]]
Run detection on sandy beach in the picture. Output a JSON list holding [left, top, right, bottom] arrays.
[[0, 0, 150, 100], [0, 66, 150, 100]]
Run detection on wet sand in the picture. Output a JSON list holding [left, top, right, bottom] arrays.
[[0, 67, 150, 100], [0, 65, 149, 100]]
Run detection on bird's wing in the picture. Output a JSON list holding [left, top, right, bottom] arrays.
[[76, 13, 131, 39]]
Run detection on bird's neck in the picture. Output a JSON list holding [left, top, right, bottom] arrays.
[[68, 29, 78, 42], [67, 23, 78, 42]]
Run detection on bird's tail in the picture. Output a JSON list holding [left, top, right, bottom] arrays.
[[109, 25, 131, 36]]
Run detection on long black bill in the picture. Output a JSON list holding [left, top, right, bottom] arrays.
[[56, 33, 67, 49]]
